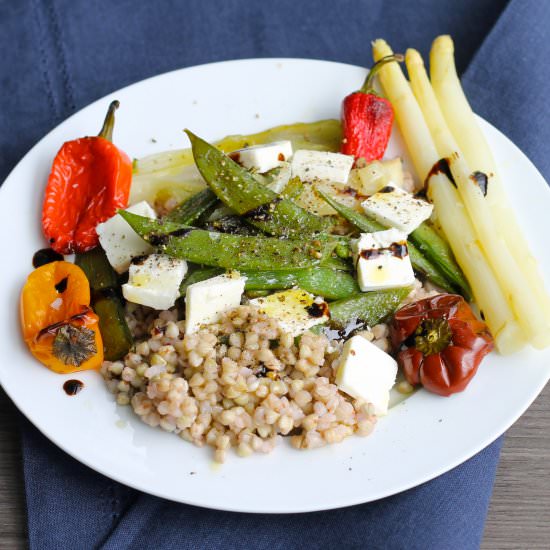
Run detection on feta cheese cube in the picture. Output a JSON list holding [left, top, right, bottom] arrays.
[[335, 335, 398, 416], [361, 186, 433, 234], [291, 150, 354, 184], [96, 201, 157, 273], [249, 289, 329, 336], [185, 274, 246, 334], [230, 141, 293, 173], [122, 254, 188, 310], [352, 229, 415, 291]]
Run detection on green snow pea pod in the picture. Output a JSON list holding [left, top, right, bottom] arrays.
[[75, 247, 133, 361], [329, 287, 412, 329], [164, 188, 218, 225], [317, 190, 462, 296], [185, 130, 331, 238], [119, 211, 335, 271]]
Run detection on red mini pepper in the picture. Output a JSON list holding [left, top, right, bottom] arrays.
[[341, 54, 403, 163], [390, 294, 494, 397], [42, 101, 132, 254]]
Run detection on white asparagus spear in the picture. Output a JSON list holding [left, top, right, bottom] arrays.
[[372, 38, 524, 353], [405, 48, 550, 349], [430, 35, 550, 330]]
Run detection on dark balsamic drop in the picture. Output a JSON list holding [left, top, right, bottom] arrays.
[[63, 379, 84, 396], [32, 248, 63, 268]]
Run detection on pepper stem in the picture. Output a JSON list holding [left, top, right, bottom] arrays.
[[98, 100, 120, 141], [359, 54, 404, 95], [414, 317, 452, 355]]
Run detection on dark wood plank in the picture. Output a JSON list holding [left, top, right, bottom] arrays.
[[482, 382, 550, 549], [0, 387, 28, 549]]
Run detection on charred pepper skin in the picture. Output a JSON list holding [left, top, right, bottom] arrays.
[[42, 101, 132, 254], [390, 294, 494, 396], [341, 55, 403, 163]]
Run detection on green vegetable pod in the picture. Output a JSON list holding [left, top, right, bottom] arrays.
[[329, 287, 412, 329], [185, 130, 331, 239], [317, 189, 462, 295], [119, 211, 335, 271], [164, 188, 218, 225], [75, 248, 133, 361]]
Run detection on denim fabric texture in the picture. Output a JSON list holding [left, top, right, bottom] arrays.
[[2, 0, 549, 548]]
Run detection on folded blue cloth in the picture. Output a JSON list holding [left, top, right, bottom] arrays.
[[2, 0, 549, 548]]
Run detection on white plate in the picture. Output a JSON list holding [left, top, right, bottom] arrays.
[[1, 59, 549, 513]]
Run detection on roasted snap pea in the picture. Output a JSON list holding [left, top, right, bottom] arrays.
[[120, 211, 335, 271], [185, 130, 331, 238], [329, 287, 412, 329], [317, 190, 460, 295], [409, 223, 471, 300], [179, 266, 358, 301], [75, 248, 133, 361], [242, 267, 359, 300], [164, 188, 218, 225], [75, 246, 118, 291]]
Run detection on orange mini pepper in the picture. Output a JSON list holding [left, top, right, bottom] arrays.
[[20, 261, 103, 374]]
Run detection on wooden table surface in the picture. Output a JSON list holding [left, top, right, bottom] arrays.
[[1, 383, 549, 549]]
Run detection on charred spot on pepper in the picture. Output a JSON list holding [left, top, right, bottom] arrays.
[[54, 276, 69, 293], [35, 307, 94, 340], [52, 323, 97, 367], [470, 171, 489, 196]]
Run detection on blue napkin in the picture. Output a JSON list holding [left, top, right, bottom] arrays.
[[2, 0, 549, 548]]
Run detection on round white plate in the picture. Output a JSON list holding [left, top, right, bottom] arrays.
[[1, 59, 549, 513]]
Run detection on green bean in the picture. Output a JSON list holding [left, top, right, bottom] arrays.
[[75, 248, 133, 361], [75, 247, 118, 291], [409, 223, 471, 299], [119, 211, 336, 271], [164, 188, 218, 225], [242, 268, 359, 300], [329, 287, 411, 328], [179, 266, 358, 300], [317, 190, 459, 294], [185, 130, 331, 238], [320, 255, 353, 271]]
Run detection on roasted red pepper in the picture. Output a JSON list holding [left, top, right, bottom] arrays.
[[341, 54, 403, 163], [390, 294, 494, 396], [42, 101, 132, 254]]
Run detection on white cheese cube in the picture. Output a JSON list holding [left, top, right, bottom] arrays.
[[361, 186, 433, 234], [249, 289, 329, 336], [122, 254, 188, 310], [230, 141, 293, 173], [352, 229, 415, 291], [291, 150, 354, 184], [96, 201, 157, 273], [185, 274, 246, 334], [335, 335, 398, 416]]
